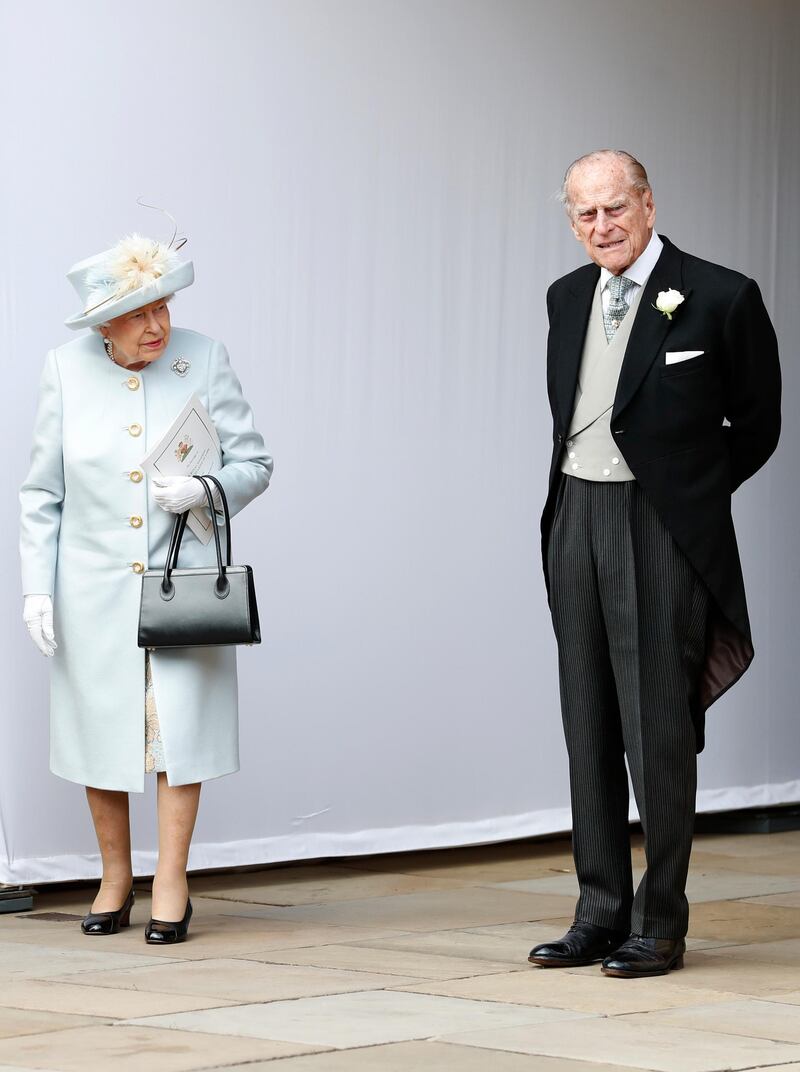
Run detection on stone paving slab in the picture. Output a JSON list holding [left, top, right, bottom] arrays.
[[252, 1040, 651, 1070], [0, 1025, 322, 1071], [493, 867, 800, 903], [440, 1016, 800, 1072], [48, 957, 420, 1003], [0, 1007, 106, 1040], [0, 941, 179, 980], [248, 887, 575, 932], [620, 999, 800, 1044], [0, 977, 239, 1020], [686, 899, 800, 943], [190, 865, 466, 905], [250, 941, 519, 980], [393, 967, 748, 1016], [129, 990, 589, 1048]]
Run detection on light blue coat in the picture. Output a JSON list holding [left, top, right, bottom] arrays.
[[20, 328, 273, 792]]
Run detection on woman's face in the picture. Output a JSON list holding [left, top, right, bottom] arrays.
[[100, 298, 171, 366]]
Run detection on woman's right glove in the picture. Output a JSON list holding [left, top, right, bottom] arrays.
[[24, 595, 57, 657], [153, 474, 223, 514]]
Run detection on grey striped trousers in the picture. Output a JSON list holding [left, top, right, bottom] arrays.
[[548, 476, 709, 939]]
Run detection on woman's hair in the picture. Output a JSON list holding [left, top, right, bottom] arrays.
[[91, 293, 174, 333]]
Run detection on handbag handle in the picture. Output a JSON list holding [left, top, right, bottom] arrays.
[[166, 476, 232, 568], [161, 475, 232, 600], [200, 474, 232, 564], [164, 509, 189, 579]]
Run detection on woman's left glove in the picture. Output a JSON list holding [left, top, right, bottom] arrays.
[[152, 475, 208, 514], [24, 594, 57, 657]]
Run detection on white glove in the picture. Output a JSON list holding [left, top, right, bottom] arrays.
[[152, 475, 208, 514], [24, 595, 57, 657]]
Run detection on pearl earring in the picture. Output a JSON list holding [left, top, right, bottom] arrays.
[[103, 337, 116, 364]]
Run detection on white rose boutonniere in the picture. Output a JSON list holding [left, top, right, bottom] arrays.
[[654, 289, 685, 320]]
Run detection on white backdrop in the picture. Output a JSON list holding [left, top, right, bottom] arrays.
[[2, 0, 798, 883]]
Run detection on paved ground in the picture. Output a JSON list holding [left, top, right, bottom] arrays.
[[2, 830, 800, 1070]]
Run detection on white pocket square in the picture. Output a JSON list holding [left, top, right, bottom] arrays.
[[665, 350, 704, 365]]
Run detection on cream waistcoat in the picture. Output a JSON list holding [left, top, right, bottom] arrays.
[[561, 279, 639, 482]]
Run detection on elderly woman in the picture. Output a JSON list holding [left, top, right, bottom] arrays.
[[20, 233, 272, 943]]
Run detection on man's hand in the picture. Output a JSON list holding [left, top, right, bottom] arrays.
[[24, 595, 56, 657]]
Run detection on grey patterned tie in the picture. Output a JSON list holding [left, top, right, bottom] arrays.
[[604, 275, 635, 341]]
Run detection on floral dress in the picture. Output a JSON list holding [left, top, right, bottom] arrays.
[[144, 653, 166, 773]]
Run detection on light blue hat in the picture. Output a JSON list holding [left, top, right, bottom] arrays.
[[65, 233, 194, 330]]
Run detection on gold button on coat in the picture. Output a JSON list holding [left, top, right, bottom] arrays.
[[129, 470, 143, 483], [128, 423, 142, 437], [126, 377, 140, 391], [130, 515, 143, 528], [131, 561, 145, 574]]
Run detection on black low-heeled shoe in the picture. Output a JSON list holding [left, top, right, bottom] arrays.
[[81, 887, 135, 935], [145, 899, 193, 944]]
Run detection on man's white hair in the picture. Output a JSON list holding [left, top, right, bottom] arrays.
[[559, 150, 651, 216]]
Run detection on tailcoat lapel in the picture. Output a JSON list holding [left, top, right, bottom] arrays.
[[556, 265, 599, 433], [613, 237, 688, 420]]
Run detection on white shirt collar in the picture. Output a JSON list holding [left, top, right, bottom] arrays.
[[600, 231, 663, 291]]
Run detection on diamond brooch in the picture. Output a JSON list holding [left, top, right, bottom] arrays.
[[171, 357, 191, 377]]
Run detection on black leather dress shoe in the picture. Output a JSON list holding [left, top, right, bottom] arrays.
[[145, 899, 193, 944], [528, 921, 628, 967], [81, 888, 135, 935], [601, 935, 685, 978]]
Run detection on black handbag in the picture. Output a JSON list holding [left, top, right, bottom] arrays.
[[138, 474, 261, 649]]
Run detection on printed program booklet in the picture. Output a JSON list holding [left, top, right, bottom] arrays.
[[140, 393, 221, 545]]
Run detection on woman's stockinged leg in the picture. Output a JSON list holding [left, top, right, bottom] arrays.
[[85, 787, 133, 913], [152, 774, 201, 922]]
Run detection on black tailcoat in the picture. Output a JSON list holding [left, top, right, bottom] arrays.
[[541, 237, 781, 749]]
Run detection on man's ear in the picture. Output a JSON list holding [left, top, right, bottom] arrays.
[[643, 189, 656, 228]]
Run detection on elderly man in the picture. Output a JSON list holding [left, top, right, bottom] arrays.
[[529, 150, 781, 977]]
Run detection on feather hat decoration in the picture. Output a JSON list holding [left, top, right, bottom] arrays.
[[84, 235, 181, 312], [65, 220, 194, 331]]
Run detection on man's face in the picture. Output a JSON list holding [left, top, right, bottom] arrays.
[[567, 159, 656, 274]]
